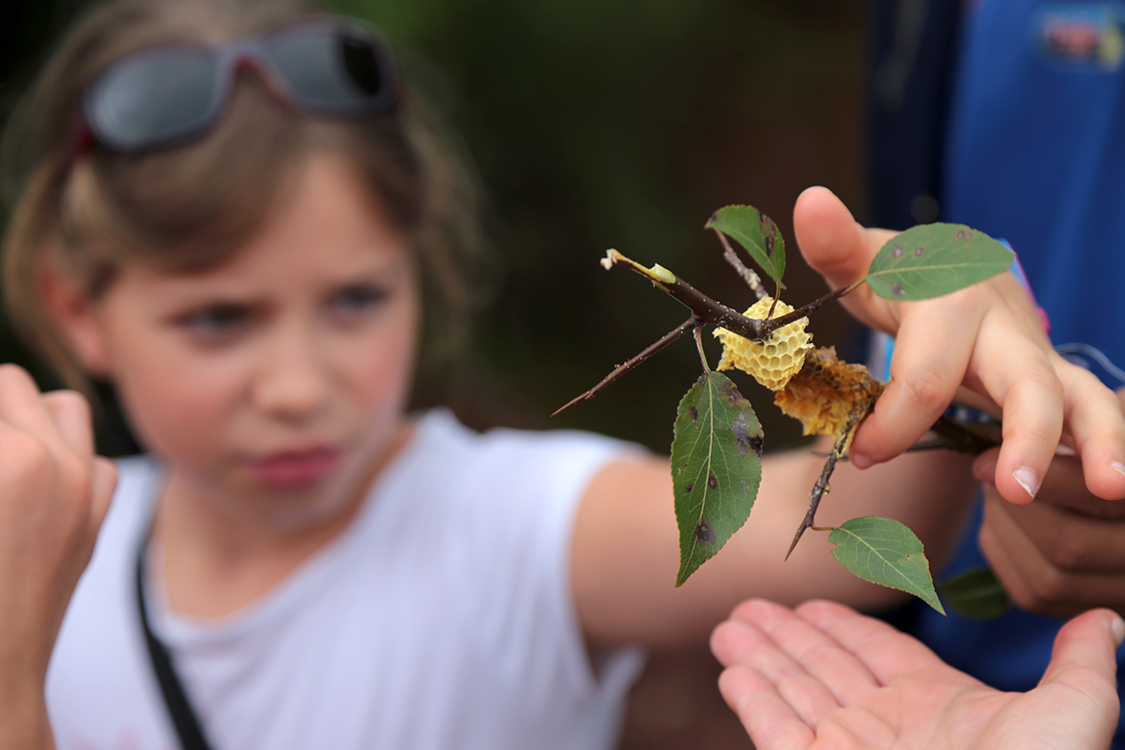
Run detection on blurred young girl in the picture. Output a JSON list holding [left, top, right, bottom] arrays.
[[2, 1, 1123, 748]]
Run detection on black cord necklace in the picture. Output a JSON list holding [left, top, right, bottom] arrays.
[[135, 532, 216, 750]]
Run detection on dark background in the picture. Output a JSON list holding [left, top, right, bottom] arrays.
[[1, 1, 871, 747]]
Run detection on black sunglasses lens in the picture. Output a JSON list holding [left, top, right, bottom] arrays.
[[87, 52, 218, 151], [341, 36, 383, 96], [269, 29, 393, 112]]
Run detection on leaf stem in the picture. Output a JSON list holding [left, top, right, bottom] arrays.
[[693, 326, 711, 372], [715, 229, 769, 301], [553, 317, 703, 415]]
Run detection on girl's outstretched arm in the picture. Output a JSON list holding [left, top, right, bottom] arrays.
[[711, 599, 1122, 750], [0, 365, 117, 750]]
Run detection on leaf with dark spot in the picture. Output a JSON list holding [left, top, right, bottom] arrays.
[[671, 371, 763, 586], [705, 205, 787, 288], [866, 223, 1014, 301], [695, 521, 715, 543], [731, 415, 764, 457]]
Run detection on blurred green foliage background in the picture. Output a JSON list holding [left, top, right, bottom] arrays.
[[1, 0, 868, 459]]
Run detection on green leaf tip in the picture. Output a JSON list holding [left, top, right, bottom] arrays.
[[937, 566, 1013, 620], [671, 371, 763, 586], [866, 223, 1014, 302], [827, 516, 945, 614], [706, 204, 787, 289]]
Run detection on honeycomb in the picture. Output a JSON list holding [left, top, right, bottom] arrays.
[[713, 297, 812, 390]]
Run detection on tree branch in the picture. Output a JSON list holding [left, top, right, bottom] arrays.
[[553, 317, 702, 415]]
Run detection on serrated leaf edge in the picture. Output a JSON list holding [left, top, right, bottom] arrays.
[[829, 517, 945, 615]]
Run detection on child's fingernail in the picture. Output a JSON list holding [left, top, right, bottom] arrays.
[[1013, 466, 1040, 499], [1111, 614, 1125, 646], [1112, 461, 1125, 479], [850, 452, 872, 469]]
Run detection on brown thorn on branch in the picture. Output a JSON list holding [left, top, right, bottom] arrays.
[[785, 409, 866, 560], [552, 317, 702, 416], [762, 283, 858, 335], [786, 445, 841, 560], [714, 230, 769, 301]]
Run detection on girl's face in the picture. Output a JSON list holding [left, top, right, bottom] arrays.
[[65, 153, 419, 527]]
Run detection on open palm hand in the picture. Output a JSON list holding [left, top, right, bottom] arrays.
[[710, 598, 1122, 750]]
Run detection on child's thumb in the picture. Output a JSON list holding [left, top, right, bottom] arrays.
[[1040, 608, 1123, 705], [792, 186, 891, 290]]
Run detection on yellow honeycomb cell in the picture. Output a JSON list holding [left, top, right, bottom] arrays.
[[713, 298, 811, 390]]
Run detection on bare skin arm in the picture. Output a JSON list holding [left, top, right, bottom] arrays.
[[573, 444, 975, 647]]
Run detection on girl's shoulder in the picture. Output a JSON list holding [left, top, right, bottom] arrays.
[[400, 409, 643, 500]]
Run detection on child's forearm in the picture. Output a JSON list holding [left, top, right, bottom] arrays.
[[0, 684, 55, 750], [572, 445, 977, 648]]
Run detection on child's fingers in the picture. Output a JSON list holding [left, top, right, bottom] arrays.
[[983, 486, 1125, 573], [980, 491, 1125, 617], [1040, 608, 1123, 694], [1056, 365, 1125, 501], [717, 665, 816, 750], [733, 598, 881, 708], [942, 304, 1068, 504], [848, 304, 972, 464], [711, 607, 843, 726], [792, 186, 897, 328], [40, 390, 95, 461], [794, 600, 948, 687], [0, 365, 65, 448]]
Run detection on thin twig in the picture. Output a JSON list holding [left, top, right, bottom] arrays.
[[785, 405, 869, 560], [693, 326, 711, 372], [601, 249, 855, 342], [714, 230, 769, 300], [787, 448, 842, 559], [928, 415, 1001, 455], [553, 317, 702, 415]]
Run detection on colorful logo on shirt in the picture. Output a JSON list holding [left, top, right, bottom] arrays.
[[1031, 2, 1125, 70]]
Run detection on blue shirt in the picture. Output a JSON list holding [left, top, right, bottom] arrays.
[[913, 0, 1125, 741]]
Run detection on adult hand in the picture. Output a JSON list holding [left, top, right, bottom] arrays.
[[976, 447, 1125, 618], [0, 364, 116, 748], [711, 598, 1122, 750], [793, 186, 1125, 505]]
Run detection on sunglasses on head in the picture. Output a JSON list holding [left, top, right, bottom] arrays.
[[77, 15, 400, 154]]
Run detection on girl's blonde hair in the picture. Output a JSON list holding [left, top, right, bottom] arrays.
[[1, 0, 483, 394]]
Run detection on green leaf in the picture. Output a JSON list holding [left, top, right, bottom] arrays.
[[865, 223, 1014, 301], [671, 371, 763, 586], [937, 567, 1013, 620], [705, 205, 787, 289], [828, 516, 944, 614]]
